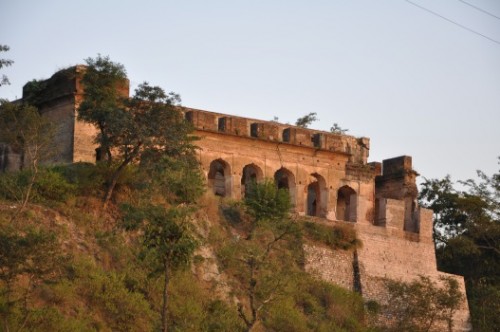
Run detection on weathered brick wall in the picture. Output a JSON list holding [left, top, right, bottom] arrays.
[[304, 243, 355, 291], [304, 206, 471, 331], [72, 95, 99, 163], [185, 108, 370, 164], [38, 97, 76, 164], [0, 144, 21, 172]]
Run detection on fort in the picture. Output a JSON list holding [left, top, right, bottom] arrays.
[[0, 66, 471, 330]]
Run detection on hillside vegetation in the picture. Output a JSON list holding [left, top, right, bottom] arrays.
[[0, 164, 373, 332]]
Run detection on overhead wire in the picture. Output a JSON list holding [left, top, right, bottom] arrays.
[[458, 0, 500, 21], [405, 0, 500, 46]]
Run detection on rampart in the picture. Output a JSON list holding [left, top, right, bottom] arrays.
[[0, 66, 471, 330]]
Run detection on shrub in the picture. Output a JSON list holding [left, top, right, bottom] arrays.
[[34, 168, 76, 201], [0, 167, 76, 203], [52, 162, 105, 195], [303, 221, 361, 250]]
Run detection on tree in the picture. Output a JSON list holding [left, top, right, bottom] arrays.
[[295, 112, 317, 128], [244, 180, 291, 227], [146, 154, 205, 205], [122, 205, 197, 332], [380, 276, 463, 332], [330, 123, 349, 134], [78, 55, 196, 206], [218, 181, 300, 331], [419, 160, 500, 331], [0, 100, 54, 214], [0, 45, 13, 87], [78, 55, 128, 164]]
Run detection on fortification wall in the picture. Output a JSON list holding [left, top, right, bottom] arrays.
[[8, 66, 470, 330], [304, 205, 471, 331]]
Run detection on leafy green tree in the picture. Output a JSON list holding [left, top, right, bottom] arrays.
[[380, 276, 463, 332], [78, 54, 128, 164], [295, 112, 318, 128], [0, 100, 54, 213], [143, 154, 205, 205], [79, 55, 196, 206], [218, 181, 301, 331], [0, 45, 13, 87], [122, 205, 197, 332], [244, 180, 291, 226], [419, 160, 500, 331]]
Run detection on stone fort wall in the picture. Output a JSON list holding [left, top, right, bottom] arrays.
[[1, 66, 471, 331]]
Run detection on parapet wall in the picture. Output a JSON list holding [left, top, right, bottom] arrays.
[[184, 108, 370, 165]]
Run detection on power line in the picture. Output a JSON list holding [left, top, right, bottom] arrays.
[[458, 0, 500, 21], [405, 0, 500, 46]]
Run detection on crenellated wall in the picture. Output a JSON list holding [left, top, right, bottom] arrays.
[[184, 108, 370, 165]]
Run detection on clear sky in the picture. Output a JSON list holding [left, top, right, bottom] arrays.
[[1, 0, 499, 184]]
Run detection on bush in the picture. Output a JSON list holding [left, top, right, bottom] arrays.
[[0, 167, 76, 203], [303, 221, 361, 250], [70, 259, 156, 332], [34, 168, 76, 201], [51, 162, 105, 195]]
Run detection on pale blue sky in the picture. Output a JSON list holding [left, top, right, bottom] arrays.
[[1, 0, 499, 183]]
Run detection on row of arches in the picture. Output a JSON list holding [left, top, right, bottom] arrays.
[[207, 159, 357, 222]]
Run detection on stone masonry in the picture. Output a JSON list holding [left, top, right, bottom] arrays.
[[2, 66, 471, 331]]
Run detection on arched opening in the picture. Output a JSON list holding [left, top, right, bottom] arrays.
[[336, 185, 357, 222], [241, 164, 263, 197], [307, 182, 319, 216], [208, 159, 231, 197], [306, 173, 327, 217], [274, 167, 296, 207]]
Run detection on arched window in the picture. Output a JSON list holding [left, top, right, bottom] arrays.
[[241, 164, 263, 197], [274, 167, 296, 206], [208, 159, 231, 197], [307, 173, 327, 217], [336, 185, 357, 221]]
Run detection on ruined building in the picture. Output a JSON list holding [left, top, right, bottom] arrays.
[[1, 66, 471, 330]]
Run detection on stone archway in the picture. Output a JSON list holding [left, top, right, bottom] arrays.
[[274, 167, 296, 207], [208, 159, 232, 197], [306, 173, 327, 217], [241, 163, 263, 197], [336, 185, 357, 221]]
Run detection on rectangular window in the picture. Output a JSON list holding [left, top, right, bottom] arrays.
[[282, 128, 290, 142], [312, 133, 321, 148], [250, 123, 259, 137], [218, 117, 226, 132]]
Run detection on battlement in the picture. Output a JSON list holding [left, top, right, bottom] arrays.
[[184, 108, 370, 164]]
